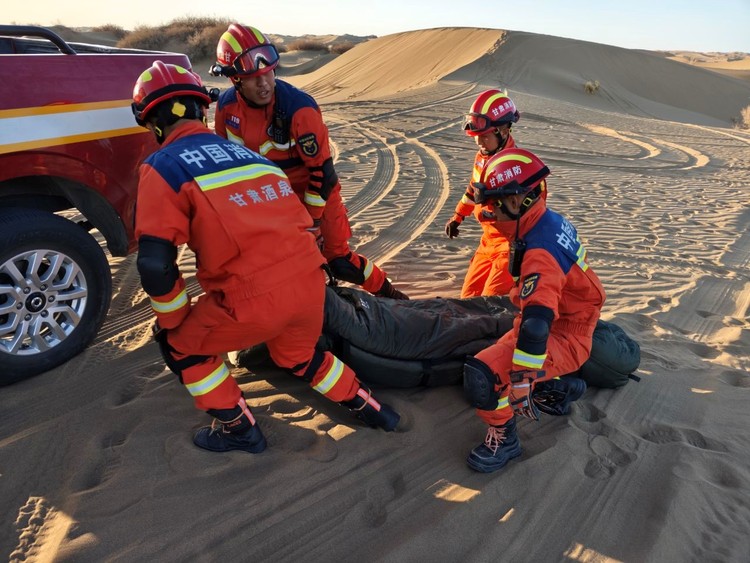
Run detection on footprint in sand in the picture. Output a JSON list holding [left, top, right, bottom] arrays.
[[718, 370, 750, 389], [69, 431, 128, 492], [360, 473, 407, 527], [640, 425, 728, 453], [583, 435, 636, 480]]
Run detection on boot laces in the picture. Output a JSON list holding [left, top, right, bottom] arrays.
[[484, 426, 507, 454]]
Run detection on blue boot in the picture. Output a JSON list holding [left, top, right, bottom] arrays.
[[532, 376, 587, 416], [193, 400, 267, 453], [467, 417, 522, 473], [342, 386, 400, 431]]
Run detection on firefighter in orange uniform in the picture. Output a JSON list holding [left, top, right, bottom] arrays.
[[461, 148, 603, 473], [445, 90, 547, 298], [131, 61, 399, 454], [211, 23, 408, 300]]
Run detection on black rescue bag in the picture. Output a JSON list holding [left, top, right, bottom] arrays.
[[235, 286, 640, 389]]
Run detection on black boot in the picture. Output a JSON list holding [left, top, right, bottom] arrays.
[[375, 278, 409, 300], [193, 398, 267, 453], [467, 417, 522, 473], [532, 376, 587, 416], [342, 387, 400, 431]]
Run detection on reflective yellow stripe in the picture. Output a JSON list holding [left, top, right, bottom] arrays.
[[222, 31, 243, 54], [185, 363, 230, 397], [576, 241, 589, 271], [259, 139, 294, 155], [150, 290, 188, 313], [460, 194, 474, 205], [480, 92, 508, 115], [512, 349, 546, 369], [362, 259, 374, 281], [195, 163, 285, 192], [484, 152, 532, 176], [313, 356, 344, 395], [304, 191, 326, 207], [494, 396, 510, 411], [226, 129, 245, 145]]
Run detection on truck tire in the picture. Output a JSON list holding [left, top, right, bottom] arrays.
[[0, 209, 112, 385]]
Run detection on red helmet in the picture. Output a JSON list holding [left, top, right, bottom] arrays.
[[211, 23, 280, 78], [473, 148, 549, 206], [131, 60, 210, 126], [462, 89, 520, 136]]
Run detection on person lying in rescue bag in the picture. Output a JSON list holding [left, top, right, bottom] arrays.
[[131, 61, 400, 455], [462, 148, 605, 473]]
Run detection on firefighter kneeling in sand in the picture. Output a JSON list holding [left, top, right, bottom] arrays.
[[462, 148, 604, 473], [131, 61, 399, 453]]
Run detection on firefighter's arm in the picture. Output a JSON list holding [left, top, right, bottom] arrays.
[[134, 164, 192, 329], [511, 249, 565, 372], [292, 107, 339, 221], [214, 102, 227, 139]]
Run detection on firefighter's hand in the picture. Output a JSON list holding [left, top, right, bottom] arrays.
[[508, 370, 544, 421], [445, 218, 461, 239]]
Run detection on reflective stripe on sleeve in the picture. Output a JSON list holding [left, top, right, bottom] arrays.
[[304, 191, 326, 208], [150, 289, 189, 314], [512, 349, 546, 370]]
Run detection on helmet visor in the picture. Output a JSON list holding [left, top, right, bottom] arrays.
[[462, 113, 493, 133], [233, 44, 280, 76]]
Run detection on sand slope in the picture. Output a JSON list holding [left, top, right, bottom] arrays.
[[2, 26, 750, 563]]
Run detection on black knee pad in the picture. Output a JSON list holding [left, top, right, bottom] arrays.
[[154, 328, 209, 382], [287, 347, 326, 382], [463, 357, 500, 410], [328, 254, 365, 285]]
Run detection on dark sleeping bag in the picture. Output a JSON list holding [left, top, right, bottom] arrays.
[[235, 286, 640, 389]]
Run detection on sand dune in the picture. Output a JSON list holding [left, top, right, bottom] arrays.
[[292, 28, 750, 128], [2, 26, 750, 562]]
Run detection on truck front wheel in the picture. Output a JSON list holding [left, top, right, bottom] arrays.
[[0, 209, 112, 385]]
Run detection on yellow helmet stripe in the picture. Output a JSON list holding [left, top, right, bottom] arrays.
[[483, 152, 532, 177], [222, 31, 243, 54], [479, 92, 508, 115], [248, 26, 267, 45]]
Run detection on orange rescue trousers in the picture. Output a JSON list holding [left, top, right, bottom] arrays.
[[166, 268, 360, 411], [473, 328, 594, 427]]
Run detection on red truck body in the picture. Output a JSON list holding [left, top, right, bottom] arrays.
[[0, 26, 192, 383]]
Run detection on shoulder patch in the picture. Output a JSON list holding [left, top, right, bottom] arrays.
[[520, 273, 541, 299], [298, 133, 319, 157]]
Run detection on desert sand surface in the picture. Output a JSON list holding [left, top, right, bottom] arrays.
[[2, 27, 750, 562]]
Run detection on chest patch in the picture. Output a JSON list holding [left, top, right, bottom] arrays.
[[298, 133, 319, 157], [225, 114, 240, 129], [520, 273, 540, 299]]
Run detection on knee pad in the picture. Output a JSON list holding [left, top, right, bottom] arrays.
[[328, 254, 365, 285], [288, 347, 326, 382], [154, 328, 209, 382], [463, 357, 500, 410]]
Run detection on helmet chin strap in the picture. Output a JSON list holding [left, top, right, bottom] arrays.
[[481, 126, 511, 156]]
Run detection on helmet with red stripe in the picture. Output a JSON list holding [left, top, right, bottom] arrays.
[[473, 148, 549, 217], [463, 89, 520, 137], [131, 60, 211, 126], [210, 23, 280, 79]]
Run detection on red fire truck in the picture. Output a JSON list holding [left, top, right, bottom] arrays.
[[0, 25, 193, 384]]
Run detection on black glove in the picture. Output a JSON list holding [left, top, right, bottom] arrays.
[[445, 218, 461, 239]]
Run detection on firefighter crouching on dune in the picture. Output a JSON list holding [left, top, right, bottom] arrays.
[[210, 23, 408, 300], [446, 90, 547, 298], [131, 61, 399, 454], [462, 148, 603, 473]]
